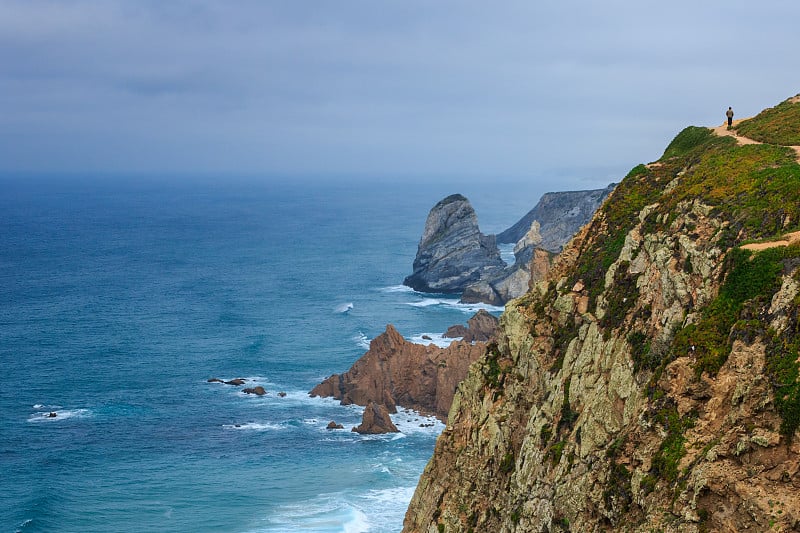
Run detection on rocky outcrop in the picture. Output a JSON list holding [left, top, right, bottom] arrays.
[[461, 241, 554, 305], [405, 188, 611, 306], [243, 386, 266, 395], [403, 194, 505, 294], [496, 184, 615, 251], [403, 100, 800, 533], [309, 319, 490, 420], [443, 309, 499, 342], [352, 401, 399, 434]]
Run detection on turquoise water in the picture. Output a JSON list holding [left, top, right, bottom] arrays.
[[1, 176, 545, 532]]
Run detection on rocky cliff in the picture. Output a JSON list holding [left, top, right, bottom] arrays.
[[497, 184, 616, 252], [403, 194, 505, 294], [309, 314, 497, 420], [404, 95, 800, 532]]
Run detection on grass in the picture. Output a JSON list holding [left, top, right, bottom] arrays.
[[736, 98, 800, 145]]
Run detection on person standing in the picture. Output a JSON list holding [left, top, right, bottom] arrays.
[[726, 106, 734, 128]]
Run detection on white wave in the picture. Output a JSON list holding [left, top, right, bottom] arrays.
[[361, 485, 416, 506], [353, 331, 370, 350], [254, 494, 370, 533], [377, 285, 415, 293], [407, 332, 458, 348], [391, 407, 445, 436], [406, 297, 504, 314], [222, 422, 285, 431], [27, 408, 91, 423], [334, 302, 354, 314]]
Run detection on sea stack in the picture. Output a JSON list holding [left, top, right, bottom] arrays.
[[403, 194, 505, 294]]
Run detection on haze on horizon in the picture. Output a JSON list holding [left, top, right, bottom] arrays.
[[1, 0, 798, 190]]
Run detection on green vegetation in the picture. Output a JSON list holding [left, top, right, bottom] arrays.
[[603, 462, 633, 516], [550, 317, 580, 373], [540, 423, 553, 446], [628, 331, 656, 372], [600, 261, 639, 336], [500, 451, 515, 473], [764, 270, 800, 439], [650, 403, 695, 483], [662, 126, 716, 159], [549, 440, 566, 466], [673, 246, 796, 376], [736, 98, 800, 145], [483, 342, 504, 388], [558, 378, 578, 433]]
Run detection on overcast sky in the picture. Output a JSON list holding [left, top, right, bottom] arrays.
[[1, 1, 798, 186]]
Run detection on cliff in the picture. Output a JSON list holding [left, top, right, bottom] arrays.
[[404, 95, 800, 532], [497, 184, 616, 252]]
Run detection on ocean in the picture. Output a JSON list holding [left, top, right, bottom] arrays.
[[0, 175, 563, 532]]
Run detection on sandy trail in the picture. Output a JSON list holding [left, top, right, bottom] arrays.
[[712, 118, 800, 162], [741, 230, 800, 251]]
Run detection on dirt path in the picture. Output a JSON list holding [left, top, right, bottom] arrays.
[[741, 230, 800, 251], [712, 119, 800, 161]]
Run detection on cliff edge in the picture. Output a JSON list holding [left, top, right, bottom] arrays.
[[404, 94, 800, 532]]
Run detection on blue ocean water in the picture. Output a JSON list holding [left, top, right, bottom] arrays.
[[0, 176, 547, 533]]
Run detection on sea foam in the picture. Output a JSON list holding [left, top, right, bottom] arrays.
[[406, 297, 504, 314], [27, 408, 91, 423]]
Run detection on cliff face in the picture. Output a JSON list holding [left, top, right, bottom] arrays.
[[497, 184, 616, 252], [404, 96, 800, 532]]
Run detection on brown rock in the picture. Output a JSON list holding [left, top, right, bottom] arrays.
[[443, 324, 469, 339], [224, 378, 246, 386], [243, 386, 266, 395], [207, 378, 224, 383], [310, 323, 487, 420], [326, 421, 344, 430], [443, 309, 499, 343], [351, 402, 399, 434]]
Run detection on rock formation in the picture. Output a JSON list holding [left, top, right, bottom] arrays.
[[403, 194, 505, 294], [352, 401, 399, 434], [403, 96, 800, 532], [309, 315, 494, 420], [443, 309, 499, 342], [496, 183, 616, 251], [405, 187, 612, 306]]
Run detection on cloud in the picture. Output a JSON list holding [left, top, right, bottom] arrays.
[[0, 0, 798, 179]]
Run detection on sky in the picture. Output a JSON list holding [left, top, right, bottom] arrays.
[[1, 0, 798, 187]]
